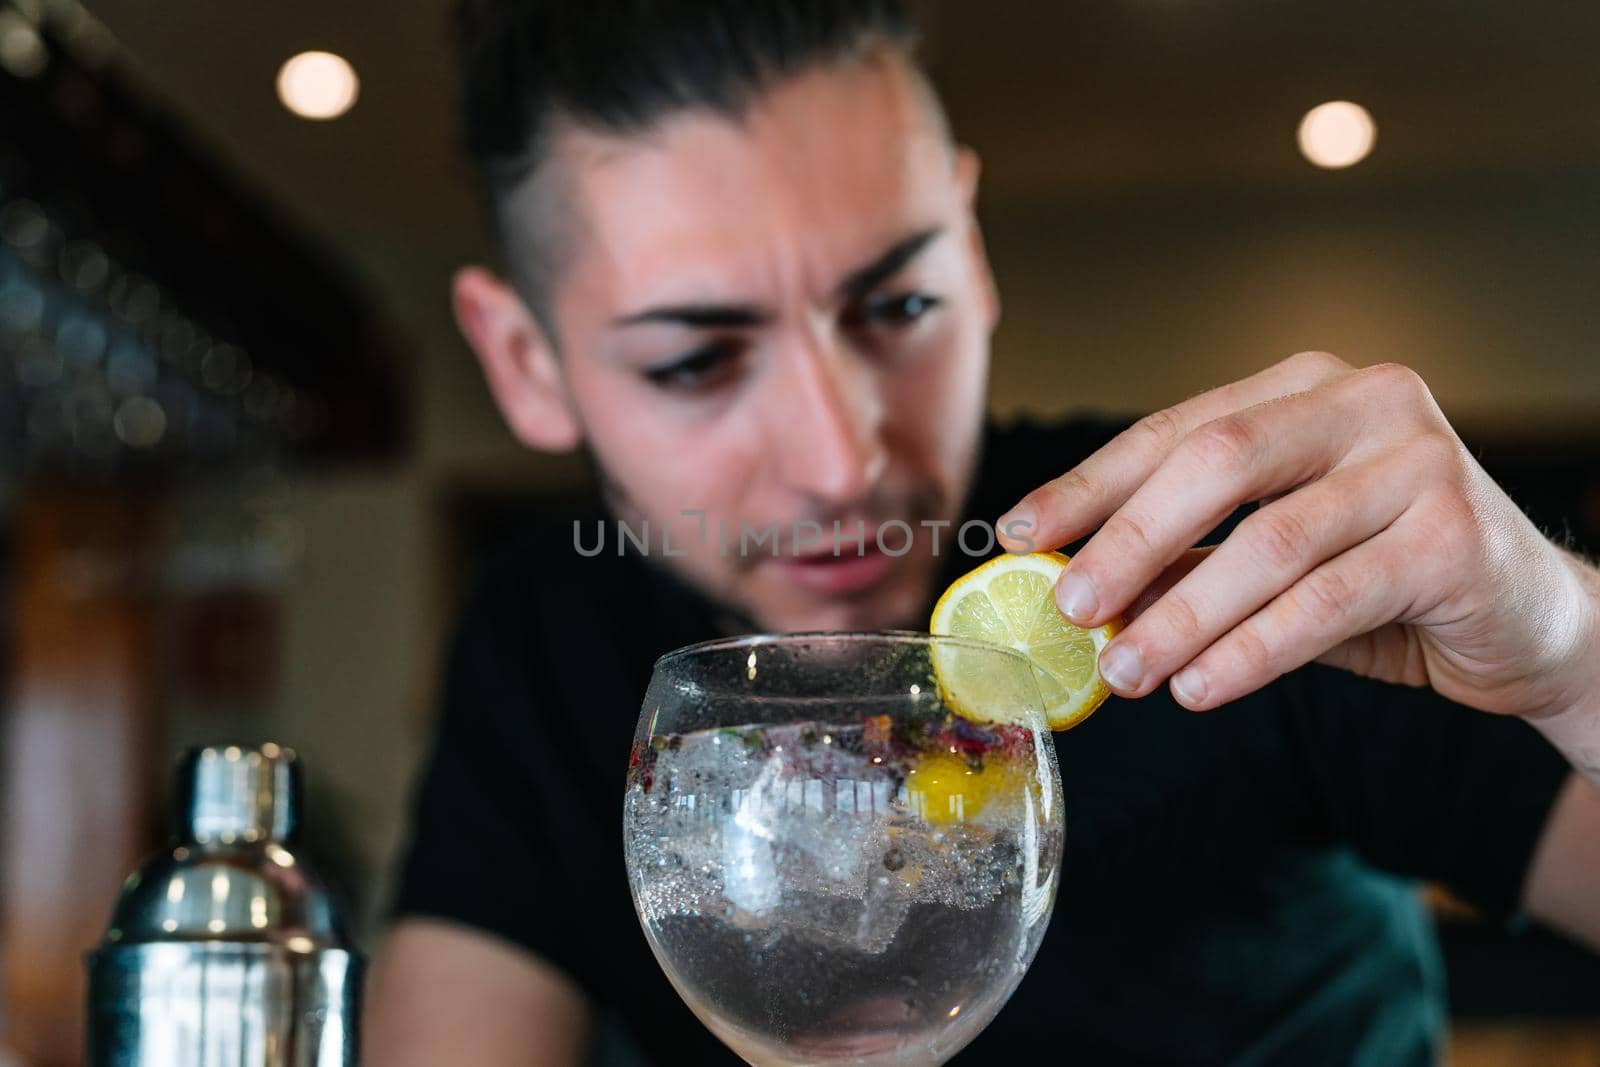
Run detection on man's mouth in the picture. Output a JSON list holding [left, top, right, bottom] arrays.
[[774, 544, 897, 596]]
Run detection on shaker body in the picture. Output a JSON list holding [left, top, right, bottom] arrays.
[[88, 943, 359, 1067]]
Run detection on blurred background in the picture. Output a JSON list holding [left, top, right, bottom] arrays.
[[1, 0, 1597, 1063]]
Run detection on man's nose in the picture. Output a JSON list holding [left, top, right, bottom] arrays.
[[768, 332, 887, 505]]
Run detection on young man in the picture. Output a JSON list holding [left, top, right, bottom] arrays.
[[366, 2, 1600, 1062]]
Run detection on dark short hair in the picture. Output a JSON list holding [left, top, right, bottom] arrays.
[[455, 0, 920, 333]]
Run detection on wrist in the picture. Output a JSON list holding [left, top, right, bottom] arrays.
[[1528, 552, 1600, 784], [1531, 702, 1600, 787]]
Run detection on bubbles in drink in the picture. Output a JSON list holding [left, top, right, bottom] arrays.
[[624, 715, 1061, 1065]]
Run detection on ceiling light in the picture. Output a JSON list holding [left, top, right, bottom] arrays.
[[275, 51, 359, 121], [0, 10, 48, 79], [1297, 101, 1376, 170]]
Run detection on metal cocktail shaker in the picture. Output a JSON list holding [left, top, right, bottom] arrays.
[[86, 744, 363, 1065]]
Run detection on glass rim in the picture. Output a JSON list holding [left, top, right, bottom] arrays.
[[651, 629, 1034, 672]]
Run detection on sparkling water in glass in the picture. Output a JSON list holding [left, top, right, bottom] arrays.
[[624, 632, 1063, 1065]]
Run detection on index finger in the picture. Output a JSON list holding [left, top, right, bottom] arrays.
[[997, 351, 1351, 551]]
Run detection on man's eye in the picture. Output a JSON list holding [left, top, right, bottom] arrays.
[[851, 292, 943, 329], [642, 343, 741, 392]]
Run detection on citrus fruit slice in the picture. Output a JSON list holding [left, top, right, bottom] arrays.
[[904, 748, 1027, 824], [929, 550, 1121, 730]]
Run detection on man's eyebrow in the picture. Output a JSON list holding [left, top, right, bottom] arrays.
[[611, 227, 943, 329], [837, 227, 943, 303], [613, 303, 770, 329]]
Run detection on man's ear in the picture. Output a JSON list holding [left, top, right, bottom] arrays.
[[451, 266, 581, 452], [954, 145, 1001, 333]]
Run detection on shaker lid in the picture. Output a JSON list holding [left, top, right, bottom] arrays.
[[97, 743, 348, 948], [177, 743, 299, 844]]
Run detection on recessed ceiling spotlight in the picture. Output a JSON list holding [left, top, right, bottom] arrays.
[[276, 50, 359, 121], [0, 10, 48, 79], [1297, 101, 1376, 169]]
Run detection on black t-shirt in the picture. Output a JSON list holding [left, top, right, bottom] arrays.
[[393, 416, 1570, 1065]]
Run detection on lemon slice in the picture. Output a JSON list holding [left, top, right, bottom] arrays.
[[930, 550, 1120, 730], [904, 749, 1026, 824]]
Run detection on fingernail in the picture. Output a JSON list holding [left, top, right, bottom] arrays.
[[1055, 572, 1098, 622], [997, 504, 1035, 540], [1171, 667, 1207, 707], [1098, 643, 1142, 692]]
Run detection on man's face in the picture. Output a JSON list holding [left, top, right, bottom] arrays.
[[491, 50, 997, 631]]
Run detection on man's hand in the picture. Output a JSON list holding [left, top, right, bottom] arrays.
[[998, 351, 1600, 731]]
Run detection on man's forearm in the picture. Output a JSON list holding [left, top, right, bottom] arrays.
[[365, 919, 591, 1067], [1517, 551, 1600, 950], [1524, 773, 1600, 951]]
